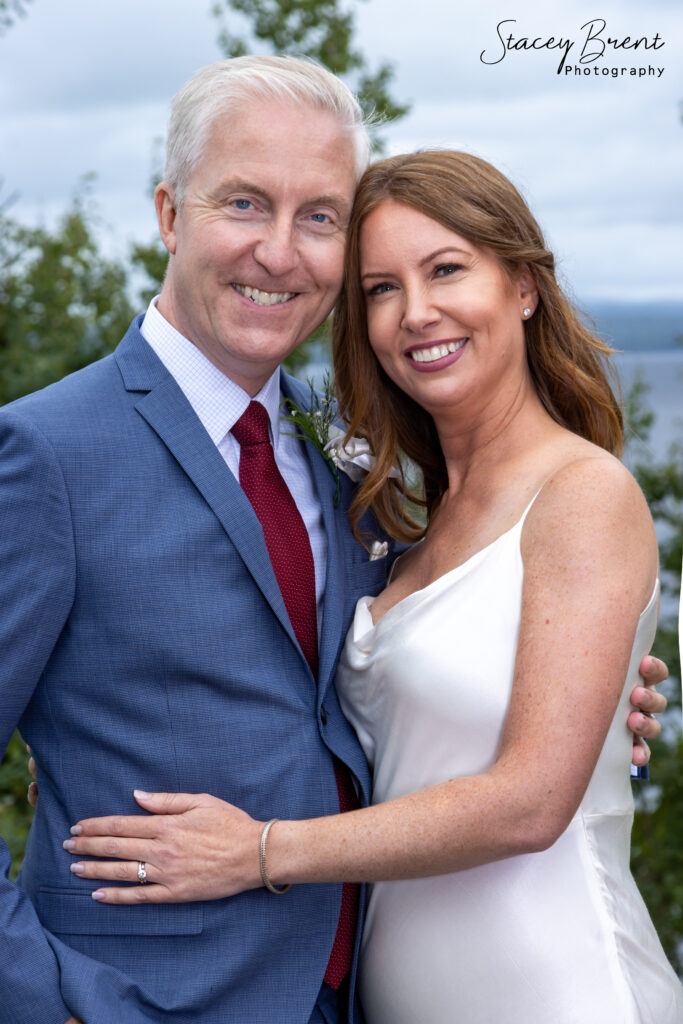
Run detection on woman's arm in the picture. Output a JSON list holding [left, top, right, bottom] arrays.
[[64, 457, 659, 901], [270, 458, 658, 884]]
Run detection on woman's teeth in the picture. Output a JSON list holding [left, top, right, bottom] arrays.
[[409, 339, 467, 363]]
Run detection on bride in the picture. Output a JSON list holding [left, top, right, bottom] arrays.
[[64, 151, 682, 1022]]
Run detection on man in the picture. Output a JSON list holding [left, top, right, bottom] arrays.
[[0, 57, 666, 1024]]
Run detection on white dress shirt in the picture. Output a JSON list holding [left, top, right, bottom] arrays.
[[140, 298, 328, 630]]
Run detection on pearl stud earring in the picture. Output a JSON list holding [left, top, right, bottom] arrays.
[[522, 307, 531, 318]]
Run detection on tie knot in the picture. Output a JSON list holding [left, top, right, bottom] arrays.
[[232, 401, 271, 448]]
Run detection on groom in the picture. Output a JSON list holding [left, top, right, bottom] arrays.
[[0, 55, 390, 1024], [0, 56, 665, 1024]]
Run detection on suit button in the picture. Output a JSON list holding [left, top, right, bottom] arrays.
[[320, 704, 328, 725]]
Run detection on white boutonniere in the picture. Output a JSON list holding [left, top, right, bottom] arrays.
[[282, 373, 399, 508], [325, 423, 401, 482], [369, 540, 389, 561]]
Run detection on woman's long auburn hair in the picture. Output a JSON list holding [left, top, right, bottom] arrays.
[[332, 150, 623, 544]]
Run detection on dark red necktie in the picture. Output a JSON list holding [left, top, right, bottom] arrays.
[[232, 401, 358, 989]]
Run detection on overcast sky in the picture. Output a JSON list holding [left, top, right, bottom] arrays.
[[1, 0, 681, 303]]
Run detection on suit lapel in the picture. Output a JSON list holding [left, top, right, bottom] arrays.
[[115, 325, 300, 658], [281, 373, 349, 697], [311, 440, 348, 696]]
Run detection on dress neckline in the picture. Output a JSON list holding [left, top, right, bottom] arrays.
[[364, 490, 542, 636], [355, 509, 660, 662]]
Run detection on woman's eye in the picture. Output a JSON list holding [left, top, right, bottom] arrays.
[[367, 282, 394, 297], [435, 263, 461, 277]]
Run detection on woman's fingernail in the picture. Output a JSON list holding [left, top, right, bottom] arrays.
[[63, 839, 75, 851], [70, 825, 82, 835], [70, 863, 84, 875], [134, 790, 151, 799], [91, 890, 105, 901]]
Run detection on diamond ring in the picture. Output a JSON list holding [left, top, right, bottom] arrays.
[[137, 861, 148, 884]]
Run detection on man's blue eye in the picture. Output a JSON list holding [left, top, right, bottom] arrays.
[[310, 213, 329, 223], [234, 199, 252, 210]]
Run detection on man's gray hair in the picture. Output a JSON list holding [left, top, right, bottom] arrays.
[[164, 55, 372, 205]]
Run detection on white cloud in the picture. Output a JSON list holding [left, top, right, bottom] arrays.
[[0, 0, 681, 301]]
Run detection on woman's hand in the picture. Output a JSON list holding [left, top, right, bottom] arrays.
[[629, 654, 668, 765], [27, 745, 38, 808], [63, 791, 264, 904]]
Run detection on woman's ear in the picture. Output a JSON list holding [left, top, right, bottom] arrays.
[[517, 266, 538, 319]]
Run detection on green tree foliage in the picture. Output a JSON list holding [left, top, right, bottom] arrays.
[[130, 238, 169, 309], [0, 0, 31, 33], [0, 734, 33, 880], [632, 735, 683, 977], [0, 182, 134, 406], [627, 377, 683, 976], [127, 141, 170, 309], [625, 377, 681, 707]]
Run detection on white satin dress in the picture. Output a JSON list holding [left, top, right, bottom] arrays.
[[335, 498, 683, 1024]]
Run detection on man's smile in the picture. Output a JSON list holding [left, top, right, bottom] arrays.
[[232, 283, 298, 307]]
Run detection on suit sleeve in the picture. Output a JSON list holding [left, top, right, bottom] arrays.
[[0, 410, 76, 1023]]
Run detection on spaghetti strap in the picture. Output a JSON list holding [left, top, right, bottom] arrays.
[[518, 487, 543, 529]]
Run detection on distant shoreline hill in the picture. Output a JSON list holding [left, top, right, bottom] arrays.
[[580, 301, 683, 352]]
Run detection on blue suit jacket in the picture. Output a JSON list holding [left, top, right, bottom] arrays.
[[0, 318, 393, 1023]]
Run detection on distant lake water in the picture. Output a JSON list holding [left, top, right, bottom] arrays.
[[614, 349, 683, 460], [589, 301, 683, 460], [612, 349, 682, 628]]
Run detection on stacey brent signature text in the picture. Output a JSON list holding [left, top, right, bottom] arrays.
[[480, 18, 665, 75]]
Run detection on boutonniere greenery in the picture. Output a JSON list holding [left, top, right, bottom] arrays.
[[282, 373, 343, 505], [282, 373, 397, 508]]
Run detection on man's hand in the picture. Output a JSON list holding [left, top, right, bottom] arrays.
[[629, 654, 668, 766], [65, 1018, 83, 1023]]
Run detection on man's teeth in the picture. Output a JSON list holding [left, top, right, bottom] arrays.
[[409, 339, 467, 363], [234, 284, 296, 306]]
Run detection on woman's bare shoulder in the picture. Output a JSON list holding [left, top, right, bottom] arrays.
[[532, 445, 649, 521], [521, 444, 658, 602]]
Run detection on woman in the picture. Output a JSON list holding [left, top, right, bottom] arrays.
[[65, 152, 682, 1022]]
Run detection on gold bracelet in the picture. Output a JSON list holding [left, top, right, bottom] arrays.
[[259, 819, 291, 894]]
